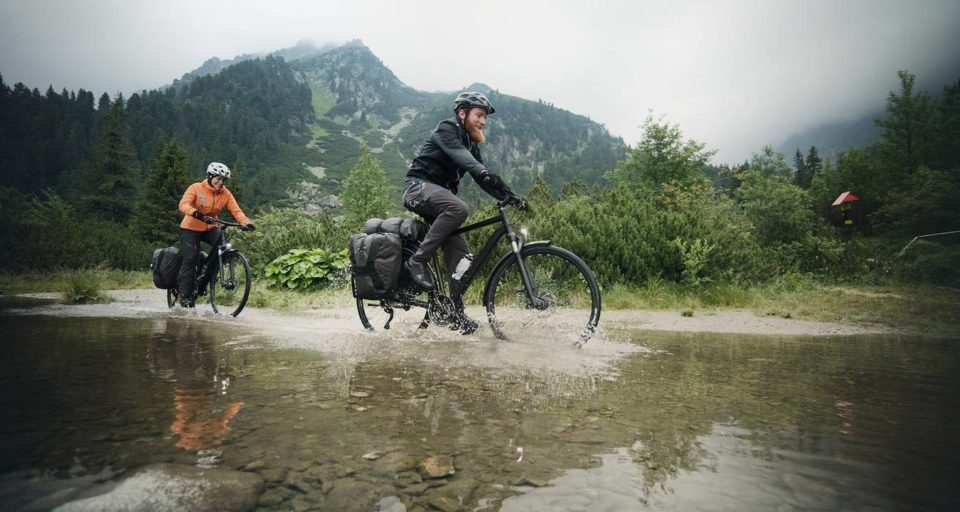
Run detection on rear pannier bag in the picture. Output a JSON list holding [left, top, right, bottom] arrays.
[[349, 232, 402, 300], [152, 247, 181, 289]]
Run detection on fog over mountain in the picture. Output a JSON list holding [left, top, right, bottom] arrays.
[[2, 0, 959, 163]]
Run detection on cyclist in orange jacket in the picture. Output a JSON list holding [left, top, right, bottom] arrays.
[[177, 162, 255, 307]]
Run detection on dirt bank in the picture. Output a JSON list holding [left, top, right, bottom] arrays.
[[14, 288, 894, 337]]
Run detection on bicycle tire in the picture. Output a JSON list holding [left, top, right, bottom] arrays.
[[484, 245, 601, 347], [210, 252, 251, 317], [356, 293, 430, 332], [354, 248, 434, 332]]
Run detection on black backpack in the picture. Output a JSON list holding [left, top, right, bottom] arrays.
[[151, 247, 181, 289]]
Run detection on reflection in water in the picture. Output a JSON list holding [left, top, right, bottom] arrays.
[[170, 389, 243, 451], [147, 323, 244, 458], [1, 313, 960, 511]]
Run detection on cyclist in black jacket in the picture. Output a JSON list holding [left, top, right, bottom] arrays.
[[402, 91, 510, 333]]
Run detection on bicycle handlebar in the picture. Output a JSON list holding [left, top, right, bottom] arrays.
[[498, 190, 530, 212], [215, 219, 244, 228]]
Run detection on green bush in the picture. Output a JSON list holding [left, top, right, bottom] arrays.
[[1, 190, 152, 271], [264, 248, 350, 290], [521, 186, 763, 285], [62, 271, 111, 304], [232, 208, 352, 274], [895, 240, 960, 285]]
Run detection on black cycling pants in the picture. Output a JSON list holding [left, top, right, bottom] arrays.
[[177, 227, 221, 298], [402, 179, 470, 289]]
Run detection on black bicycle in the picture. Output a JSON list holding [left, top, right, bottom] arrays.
[[355, 193, 602, 347], [166, 219, 252, 317]]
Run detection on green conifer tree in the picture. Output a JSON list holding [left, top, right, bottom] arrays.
[[793, 148, 809, 189], [83, 95, 137, 220], [527, 175, 554, 206], [134, 141, 191, 244], [806, 146, 823, 181], [606, 115, 714, 190], [875, 71, 936, 180], [227, 157, 247, 207], [341, 143, 391, 226]]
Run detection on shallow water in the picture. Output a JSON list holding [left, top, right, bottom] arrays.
[[1, 306, 959, 511]]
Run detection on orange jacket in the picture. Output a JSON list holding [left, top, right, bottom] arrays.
[[179, 180, 250, 231]]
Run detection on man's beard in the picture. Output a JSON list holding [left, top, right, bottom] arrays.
[[466, 120, 485, 144]]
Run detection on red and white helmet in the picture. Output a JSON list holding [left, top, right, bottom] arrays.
[[206, 162, 231, 179]]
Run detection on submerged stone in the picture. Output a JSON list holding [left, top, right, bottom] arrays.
[[419, 455, 455, 479], [53, 463, 263, 512]]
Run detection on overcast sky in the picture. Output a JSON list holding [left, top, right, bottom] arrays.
[[2, 0, 959, 164]]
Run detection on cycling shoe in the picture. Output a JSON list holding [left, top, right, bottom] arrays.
[[404, 259, 435, 290]]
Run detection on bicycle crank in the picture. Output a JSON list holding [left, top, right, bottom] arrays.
[[427, 295, 457, 326]]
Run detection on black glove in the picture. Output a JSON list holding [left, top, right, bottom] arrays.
[[192, 211, 216, 224], [509, 195, 529, 211], [477, 170, 506, 192], [241, 223, 256, 232]]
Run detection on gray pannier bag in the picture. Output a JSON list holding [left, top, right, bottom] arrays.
[[151, 247, 181, 289], [363, 217, 427, 248], [350, 218, 428, 299], [349, 232, 402, 300]]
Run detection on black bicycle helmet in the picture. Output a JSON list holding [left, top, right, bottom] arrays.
[[453, 91, 495, 115]]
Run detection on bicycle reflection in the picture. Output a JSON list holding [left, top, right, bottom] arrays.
[[147, 326, 244, 454]]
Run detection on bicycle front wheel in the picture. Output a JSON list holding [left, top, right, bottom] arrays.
[[210, 252, 251, 317], [484, 245, 601, 347]]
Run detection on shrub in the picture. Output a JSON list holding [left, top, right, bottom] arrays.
[[233, 208, 351, 274], [264, 248, 350, 290], [62, 271, 111, 304], [895, 240, 960, 285]]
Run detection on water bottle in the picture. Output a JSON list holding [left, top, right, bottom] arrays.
[[452, 255, 473, 281]]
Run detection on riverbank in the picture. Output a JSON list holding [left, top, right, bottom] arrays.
[[2, 270, 957, 337], [6, 287, 912, 337]]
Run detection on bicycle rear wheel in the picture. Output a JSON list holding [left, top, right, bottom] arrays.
[[356, 293, 430, 332], [353, 250, 433, 332], [210, 252, 251, 317], [484, 245, 601, 347]]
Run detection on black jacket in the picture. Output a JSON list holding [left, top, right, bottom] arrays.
[[407, 118, 492, 196]]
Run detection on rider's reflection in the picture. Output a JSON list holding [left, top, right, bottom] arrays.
[[147, 328, 244, 454]]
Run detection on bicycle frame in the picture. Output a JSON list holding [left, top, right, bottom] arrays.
[[211, 220, 243, 287], [438, 201, 548, 308]]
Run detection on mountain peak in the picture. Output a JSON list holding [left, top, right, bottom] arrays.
[[464, 83, 494, 94], [342, 38, 369, 49]]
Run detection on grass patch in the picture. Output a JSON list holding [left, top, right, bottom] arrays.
[[62, 272, 111, 304], [310, 83, 336, 117], [246, 281, 355, 311], [604, 276, 960, 336], [1, 269, 152, 294], [310, 124, 329, 139]]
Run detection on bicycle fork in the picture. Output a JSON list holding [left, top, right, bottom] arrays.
[[506, 233, 547, 310]]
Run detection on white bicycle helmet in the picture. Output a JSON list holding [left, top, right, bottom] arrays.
[[206, 162, 231, 179]]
